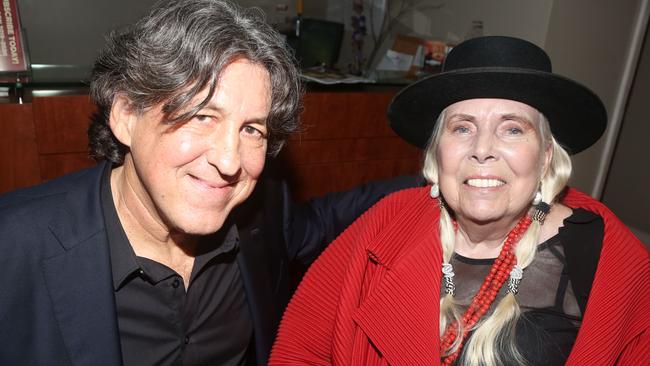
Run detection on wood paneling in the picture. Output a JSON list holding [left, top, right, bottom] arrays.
[[0, 95, 97, 193], [0, 103, 41, 193], [285, 159, 421, 202], [31, 95, 98, 182], [32, 95, 96, 154], [282, 137, 419, 165], [280, 91, 421, 201], [291, 92, 398, 140]]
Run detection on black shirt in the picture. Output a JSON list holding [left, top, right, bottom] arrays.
[[100, 166, 253, 366]]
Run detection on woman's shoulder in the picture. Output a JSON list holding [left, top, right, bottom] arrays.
[[562, 188, 646, 253], [561, 188, 623, 229]]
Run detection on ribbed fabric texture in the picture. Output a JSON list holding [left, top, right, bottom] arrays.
[[563, 188, 650, 365], [270, 187, 649, 365]]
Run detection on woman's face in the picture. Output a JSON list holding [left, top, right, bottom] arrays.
[[436, 98, 551, 225]]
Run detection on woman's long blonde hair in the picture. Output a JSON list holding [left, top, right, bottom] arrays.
[[423, 108, 572, 365]]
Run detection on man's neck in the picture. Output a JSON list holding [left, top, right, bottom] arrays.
[[110, 163, 198, 287]]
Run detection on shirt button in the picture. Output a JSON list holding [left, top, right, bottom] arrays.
[[184, 336, 190, 344], [172, 278, 180, 288]]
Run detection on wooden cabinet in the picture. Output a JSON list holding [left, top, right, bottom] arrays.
[[0, 103, 40, 193], [32, 95, 98, 181], [0, 91, 421, 200]]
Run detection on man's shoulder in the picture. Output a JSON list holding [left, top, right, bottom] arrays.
[[371, 186, 432, 214], [350, 186, 434, 237], [0, 164, 104, 231]]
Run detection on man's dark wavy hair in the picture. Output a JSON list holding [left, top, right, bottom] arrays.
[[88, 0, 301, 164]]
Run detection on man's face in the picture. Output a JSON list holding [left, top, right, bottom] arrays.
[[114, 59, 271, 235]]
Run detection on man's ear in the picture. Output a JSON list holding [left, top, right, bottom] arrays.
[[109, 95, 136, 147]]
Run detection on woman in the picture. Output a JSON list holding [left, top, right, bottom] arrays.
[[270, 36, 649, 365]]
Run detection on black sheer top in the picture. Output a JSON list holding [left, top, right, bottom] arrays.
[[447, 208, 604, 365]]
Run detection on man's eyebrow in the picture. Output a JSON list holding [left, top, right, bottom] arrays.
[[246, 117, 268, 125], [200, 100, 221, 113], [199, 102, 269, 125]]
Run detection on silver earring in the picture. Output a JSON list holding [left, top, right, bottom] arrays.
[[442, 263, 455, 296], [532, 202, 551, 224], [533, 190, 542, 205], [506, 265, 524, 295], [430, 183, 440, 198]]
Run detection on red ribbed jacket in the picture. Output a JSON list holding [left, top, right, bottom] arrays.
[[270, 187, 650, 365]]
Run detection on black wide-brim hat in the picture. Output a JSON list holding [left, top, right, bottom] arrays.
[[387, 36, 607, 154]]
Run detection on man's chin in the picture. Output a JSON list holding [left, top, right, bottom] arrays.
[[168, 213, 230, 237], [184, 221, 228, 236], [170, 199, 248, 236]]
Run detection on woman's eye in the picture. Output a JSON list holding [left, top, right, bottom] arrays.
[[453, 126, 470, 134], [506, 127, 523, 135]]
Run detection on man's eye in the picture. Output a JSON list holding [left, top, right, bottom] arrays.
[[193, 114, 211, 123], [507, 127, 523, 135], [243, 125, 264, 138], [453, 126, 470, 133]]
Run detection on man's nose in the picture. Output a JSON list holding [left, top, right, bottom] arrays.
[[207, 125, 242, 178]]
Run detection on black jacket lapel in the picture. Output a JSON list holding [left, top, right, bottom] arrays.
[[42, 163, 122, 366], [234, 172, 292, 366], [42, 233, 121, 366]]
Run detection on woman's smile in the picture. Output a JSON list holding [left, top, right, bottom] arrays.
[[464, 177, 506, 188]]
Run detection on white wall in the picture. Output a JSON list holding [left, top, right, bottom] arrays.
[[17, 0, 337, 67], [413, 0, 553, 46], [544, 0, 645, 195], [234, 1, 556, 72], [11, 0, 556, 74], [359, 0, 555, 71], [601, 17, 650, 241], [17, 0, 157, 65]]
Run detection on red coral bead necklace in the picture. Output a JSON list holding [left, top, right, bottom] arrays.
[[440, 215, 533, 365]]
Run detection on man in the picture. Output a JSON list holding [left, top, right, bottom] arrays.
[[0, 1, 418, 365]]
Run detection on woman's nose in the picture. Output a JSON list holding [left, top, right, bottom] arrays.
[[471, 130, 497, 163]]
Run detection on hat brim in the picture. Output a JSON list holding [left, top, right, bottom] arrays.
[[387, 68, 607, 154]]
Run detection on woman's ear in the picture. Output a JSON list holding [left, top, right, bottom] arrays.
[[109, 95, 135, 147]]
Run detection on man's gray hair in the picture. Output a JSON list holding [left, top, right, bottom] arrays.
[[88, 0, 301, 163]]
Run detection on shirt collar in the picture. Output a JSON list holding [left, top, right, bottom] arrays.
[[189, 223, 239, 282]]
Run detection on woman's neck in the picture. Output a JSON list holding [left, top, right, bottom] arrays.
[[452, 203, 573, 259], [453, 214, 525, 259]]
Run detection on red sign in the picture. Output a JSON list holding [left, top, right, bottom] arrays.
[[0, 0, 28, 72]]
